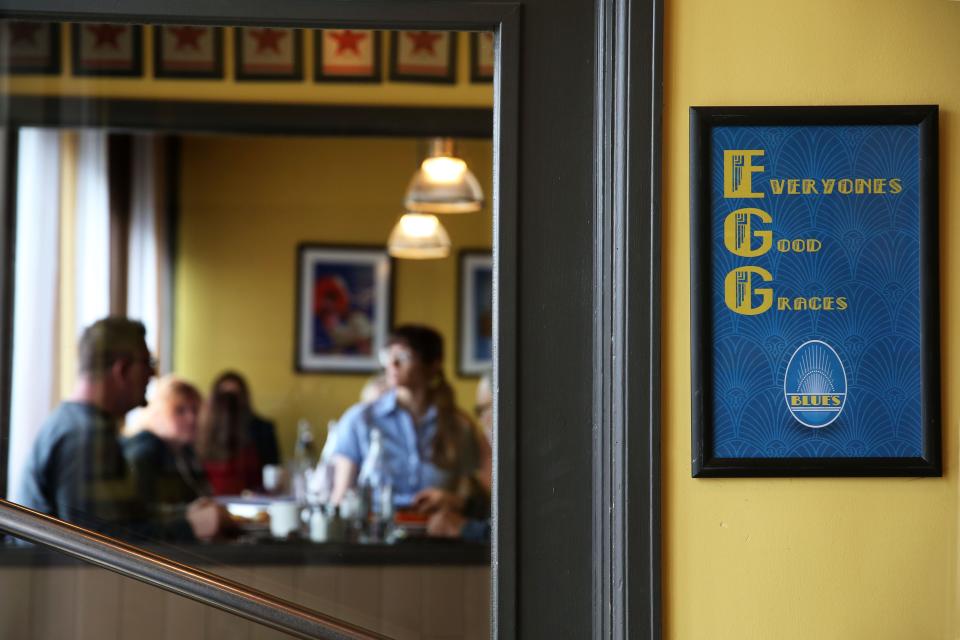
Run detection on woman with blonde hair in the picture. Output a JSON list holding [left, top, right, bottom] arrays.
[[123, 375, 210, 518]]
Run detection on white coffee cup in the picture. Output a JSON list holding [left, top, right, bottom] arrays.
[[262, 464, 286, 495], [268, 501, 300, 539]]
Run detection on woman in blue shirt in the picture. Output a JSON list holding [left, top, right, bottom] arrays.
[[330, 325, 490, 516]]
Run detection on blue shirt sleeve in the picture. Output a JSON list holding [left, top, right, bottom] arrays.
[[330, 402, 368, 465]]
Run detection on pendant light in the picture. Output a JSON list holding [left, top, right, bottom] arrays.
[[387, 212, 451, 259], [403, 138, 484, 214]]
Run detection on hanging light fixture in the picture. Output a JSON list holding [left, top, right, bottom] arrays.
[[387, 212, 451, 259], [403, 138, 484, 214]]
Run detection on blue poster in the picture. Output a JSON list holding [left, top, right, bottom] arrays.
[[708, 124, 922, 459]]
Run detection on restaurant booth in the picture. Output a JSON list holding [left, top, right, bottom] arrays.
[[1, 1, 959, 639]]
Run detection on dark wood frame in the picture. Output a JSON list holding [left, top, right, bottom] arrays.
[[234, 26, 303, 81], [469, 31, 493, 83], [1, 21, 61, 75], [313, 28, 382, 83], [388, 30, 457, 84], [70, 22, 143, 77], [456, 248, 492, 377], [293, 243, 394, 375], [690, 105, 941, 478], [152, 25, 224, 79], [0, 0, 663, 637]]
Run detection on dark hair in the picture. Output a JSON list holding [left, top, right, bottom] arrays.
[[388, 324, 466, 471], [196, 388, 251, 461], [77, 317, 147, 376], [388, 325, 443, 364], [211, 370, 252, 409]]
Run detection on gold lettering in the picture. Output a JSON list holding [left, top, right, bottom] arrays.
[[724, 267, 773, 315], [723, 208, 772, 257], [873, 178, 886, 194], [802, 179, 817, 194], [821, 179, 835, 194], [787, 179, 800, 195], [724, 150, 765, 198], [889, 178, 902, 194], [837, 297, 848, 310], [838, 179, 853, 194]]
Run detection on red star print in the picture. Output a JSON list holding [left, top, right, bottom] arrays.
[[330, 30, 366, 55], [86, 24, 126, 50], [10, 23, 42, 46], [169, 26, 206, 51], [248, 28, 287, 54], [405, 31, 442, 55]]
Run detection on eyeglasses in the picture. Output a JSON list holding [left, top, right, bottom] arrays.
[[378, 347, 413, 368]]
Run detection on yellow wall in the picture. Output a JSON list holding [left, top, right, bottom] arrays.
[[2, 26, 492, 107], [174, 135, 491, 460], [664, 1, 960, 638]]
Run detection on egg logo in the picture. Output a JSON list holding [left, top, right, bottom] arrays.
[[783, 340, 847, 428]]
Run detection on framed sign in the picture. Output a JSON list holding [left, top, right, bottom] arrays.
[[295, 245, 393, 373], [690, 105, 939, 477], [458, 250, 493, 376]]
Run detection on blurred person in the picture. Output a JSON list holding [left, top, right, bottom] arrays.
[[475, 372, 493, 443], [196, 385, 263, 495], [123, 375, 210, 514], [16, 317, 228, 542], [210, 371, 280, 468], [330, 324, 491, 517]]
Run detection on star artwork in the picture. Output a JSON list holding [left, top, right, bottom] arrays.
[[72, 23, 142, 76], [154, 26, 223, 78], [236, 27, 303, 80], [316, 29, 380, 81], [0, 21, 60, 74], [471, 31, 495, 82], [391, 30, 456, 83]]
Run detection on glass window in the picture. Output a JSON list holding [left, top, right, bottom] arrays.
[[0, 19, 496, 638]]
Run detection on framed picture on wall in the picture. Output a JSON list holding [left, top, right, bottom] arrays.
[[0, 21, 61, 75], [295, 245, 393, 373], [235, 27, 303, 81], [690, 105, 940, 477], [71, 23, 142, 76], [153, 25, 224, 79], [389, 30, 456, 83], [458, 250, 493, 376], [314, 29, 381, 82], [469, 31, 494, 83]]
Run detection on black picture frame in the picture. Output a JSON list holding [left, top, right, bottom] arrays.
[[389, 30, 457, 84], [313, 29, 382, 83], [234, 27, 303, 82], [71, 23, 143, 77], [152, 25, 224, 79], [294, 243, 394, 374], [469, 31, 494, 83], [690, 105, 940, 477], [458, 249, 493, 377], [1, 22, 61, 75]]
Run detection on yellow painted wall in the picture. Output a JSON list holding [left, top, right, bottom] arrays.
[[174, 135, 491, 460], [664, 1, 960, 639], [2, 26, 492, 107]]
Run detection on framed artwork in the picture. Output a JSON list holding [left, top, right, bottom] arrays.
[[71, 23, 142, 76], [295, 245, 393, 373], [690, 105, 940, 477], [235, 27, 303, 81], [389, 30, 456, 84], [314, 29, 381, 82], [458, 251, 493, 376], [0, 21, 61, 75], [153, 25, 223, 79], [470, 31, 494, 83]]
